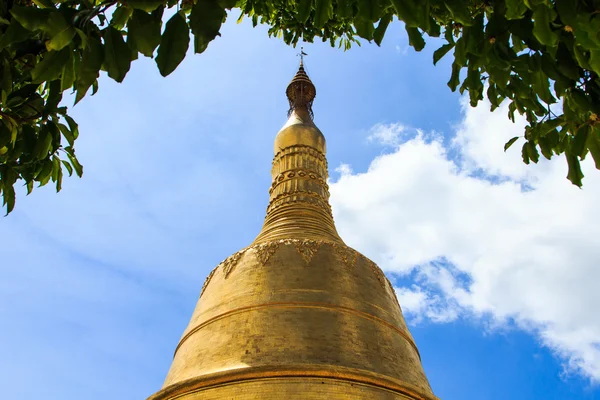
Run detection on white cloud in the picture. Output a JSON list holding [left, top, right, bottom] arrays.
[[330, 99, 600, 382], [335, 163, 354, 176], [367, 122, 406, 147]]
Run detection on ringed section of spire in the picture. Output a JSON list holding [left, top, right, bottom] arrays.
[[253, 98, 342, 244]]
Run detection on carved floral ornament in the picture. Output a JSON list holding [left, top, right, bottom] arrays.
[[199, 239, 397, 300]]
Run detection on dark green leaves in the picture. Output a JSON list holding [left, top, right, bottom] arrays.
[[448, 62, 461, 91], [354, 0, 380, 40], [31, 48, 70, 83], [444, 0, 473, 26], [43, 12, 76, 51], [128, 10, 162, 57], [126, 0, 165, 13], [156, 12, 189, 77], [357, 0, 380, 21], [9, 5, 50, 31], [390, 0, 420, 27], [433, 43, 453, 65], [104, 27, 131, 82], [566, 153, 584, 187], [314, 0, 333, 29], [586, 128, 600, 170], [406, 27, 425, 51], [75, 37, 104, 104], [189, 0, 226, 54], [0, 20, 29, 50], [504, 136, 519, 151], [3, 0, 600, 215], [374, 15, 391, 46], [589, 50, 600, 76], [296, 0, 313, 24], [532, 5, 558, 47], [355, 19, 374, 40], [61, 51, 75, 91], [111, 6, 134, 30], [506, 0, 527, 20]]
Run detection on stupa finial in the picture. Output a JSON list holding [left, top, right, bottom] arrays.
[[298, 47, 307, 67], [286, 50, 315, 119]]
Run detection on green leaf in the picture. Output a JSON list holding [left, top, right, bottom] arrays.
[[9, 5, 51, 31], [586, 127, 600, 170], [555, 0, 577, 27], [589, 50, 600, 76], [390, 0, 419, 27], [58, 123, 74, 146], [3, 183, 15, 215], [357, 0, 379, 21], [189, 0, 225, 54], [218, 0, 237, 8], [104, 26, 131, 82], [454, 37, 467, 66], [61, 50, 75, 91], [45, 80, 62, 111], [61, 160, 73, 176], [34, 127, 53, 159], [448, 62, 461, 91], [406, 26, 425, 51], [504, 136, 519, 151], [506, 0, 528, 20], [66, 150, 83, 177], [36, 159, 53, 185], [75, 37, 104, 104], [433, 43, 454, 65], [374, 14, 391, 46], [26, 180, 34, 195], [532, 69, 555, 104], [444, 0, 473, 26], [42, 12, 76, 51], [51, 155, 60, 181], [355, 18, 374, 40], [126, 0, 165, 12], [156, 12, 190, 77], [314, 0, 333, 29], [111, 6, 133, 30], [336, 0, 355, 19], [521, 142, 530, 164], [573, 45, 591, 71], [0, 20, 29, 50], [527, 141, 539, 163], [31, 48, 70, 83], [571, 125, 589, 157], [566, 152, 584, 187], [296, 0, 313, 24], [532, 5, 558, 47], [55, 159, 63, 192], [63, 115, 79, 140], [128, 10, 162, 57]]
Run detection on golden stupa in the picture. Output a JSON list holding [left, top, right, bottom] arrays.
[[149, 61, 437, 400]]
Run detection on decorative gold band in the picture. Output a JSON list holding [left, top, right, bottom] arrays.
[[173, 301, 421, 360], [148, 365, 439, 400]]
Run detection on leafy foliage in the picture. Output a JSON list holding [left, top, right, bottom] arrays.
[[1, 0, 599, 214]]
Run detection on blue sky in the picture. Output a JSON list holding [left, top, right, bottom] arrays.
[[1, 14, 600, 400]]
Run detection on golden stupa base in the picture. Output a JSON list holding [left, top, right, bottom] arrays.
[[149, 365, 438, 400]]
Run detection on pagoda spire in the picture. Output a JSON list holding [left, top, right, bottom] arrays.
[[253, 62, 341, 244]]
